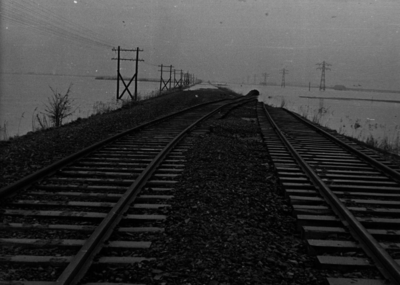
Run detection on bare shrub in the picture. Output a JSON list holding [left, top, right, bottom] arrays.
[[35, 113, 50, 130], [42, 84, 75, 127]]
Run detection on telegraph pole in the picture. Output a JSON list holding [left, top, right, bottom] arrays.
[[112, 46, 143, 101], [180, 70, 183, 88], [173, 69, 181, 88], [186, 72, 190, 86], [280, 68, 288, 88], [262, 73, 269, 86], [134, 47, 141, 101], [158, 64, 173, 93], [316, 61, 331, 91], [169, 65, 173, 90], [159, 64, 164, 93]]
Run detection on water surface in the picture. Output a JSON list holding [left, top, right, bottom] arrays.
[[0, 74, 159, 139], [227, 84, 400, 152]]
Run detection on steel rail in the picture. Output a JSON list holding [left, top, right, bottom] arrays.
[[56, 98, 256, 285], [261, 104, 400, 285], [218, 97, 258, 120], [285, 109, 400, 183], [0, 98, 231, 199]]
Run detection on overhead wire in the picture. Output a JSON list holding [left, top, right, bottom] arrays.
[[142, 61, 161, 68], [20, 0, 116, 47], [1, 2, 112, 48], [1, 0, 117, 49], [0, 1, 173, 74]]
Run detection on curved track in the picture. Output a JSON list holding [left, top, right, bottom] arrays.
[[0, 96, 256, 284], [258, 103, 400, 285]]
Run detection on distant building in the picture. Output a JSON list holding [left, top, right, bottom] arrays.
[[333, 85, 346, 90]]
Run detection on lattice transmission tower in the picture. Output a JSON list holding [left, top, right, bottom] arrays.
[[280, 68, 288, 88], [316, 61, 331, 91], [262, 73, 269, 86]]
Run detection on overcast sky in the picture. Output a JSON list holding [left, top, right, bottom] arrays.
[[1, 0, 400, 89]]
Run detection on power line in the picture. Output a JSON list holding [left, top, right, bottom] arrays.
[[142, 61, 160, 68], [1, 0, 115, 49]]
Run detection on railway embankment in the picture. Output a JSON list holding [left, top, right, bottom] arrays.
[[2, 88, 400, 284], [2, 87, 398, 191], [0, 88, 237, 189]]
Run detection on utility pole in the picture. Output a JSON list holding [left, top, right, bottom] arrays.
[[316, 61, 331, 91], [180, 70, 183, 88], [169, 65, 173, 90], [262, 73, 269, 86], [133, 47, 141, 101], [159, 64, 163, 93], [173, 69, 182, 88], [112, 46, 144, 101], [280, 68, 288, 88], [173, 69, 176, 88], [186, 72, 190, 86], [158, 64, 173, 93]]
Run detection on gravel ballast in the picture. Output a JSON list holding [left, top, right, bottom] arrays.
[[144, 106, 326, 284], [0, 89, 236, 189], [3, 91, 397, 284], [82, 103, 326, 284]]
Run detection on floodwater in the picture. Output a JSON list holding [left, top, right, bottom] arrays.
[[2, 76, 400, 154], [0, 74, 160, 139], [227, 84, 400, 153]]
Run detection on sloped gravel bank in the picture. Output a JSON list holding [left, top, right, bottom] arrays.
[[0, 89, 236, 189]]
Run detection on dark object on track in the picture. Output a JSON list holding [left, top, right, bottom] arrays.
[[246, 89, 260, 96]]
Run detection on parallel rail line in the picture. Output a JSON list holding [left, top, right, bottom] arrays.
[[258, 103, 400, 285], [0, 96, 256, 285]]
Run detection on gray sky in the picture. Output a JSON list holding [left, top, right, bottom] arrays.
[[1, 0, 400, 89]]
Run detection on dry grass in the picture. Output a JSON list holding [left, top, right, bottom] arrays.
[[311, 99, 329, 124], [279, 97, 287, 108], [365, 133, 400, 155], [294, 100, 400, 156]]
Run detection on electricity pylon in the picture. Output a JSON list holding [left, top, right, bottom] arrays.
[[280, 68, 288, 88], [316, 61, 331, 91], [262, 73, 269, 86]]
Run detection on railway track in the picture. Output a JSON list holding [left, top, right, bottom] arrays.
[[0, 96, 256, 284], [259, 103, 400, 285]]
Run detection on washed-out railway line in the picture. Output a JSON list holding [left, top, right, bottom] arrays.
[[259, 104, 400, 285], [0, 96, 256, 284], [1, 91, 400, 284]]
